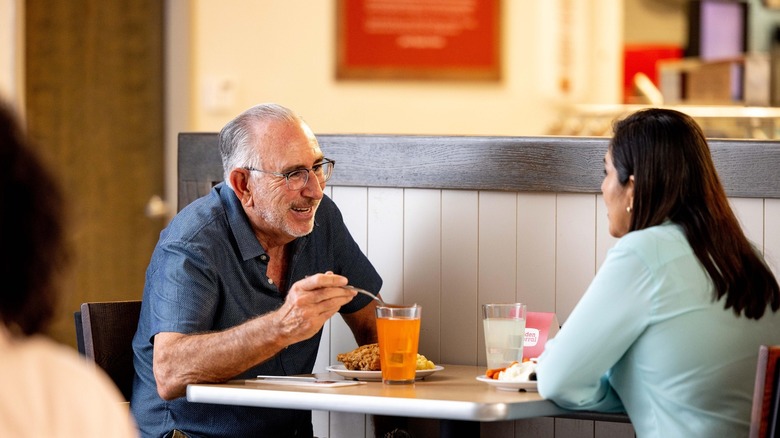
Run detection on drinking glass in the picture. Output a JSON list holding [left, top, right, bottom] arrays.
[[482, 303, 526, 369], [375, 305, 422, 384]]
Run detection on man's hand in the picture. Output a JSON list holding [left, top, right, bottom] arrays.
[[272, 272, 357, 345]]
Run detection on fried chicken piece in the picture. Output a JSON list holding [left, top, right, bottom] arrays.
[[337, 343, 381, 371]]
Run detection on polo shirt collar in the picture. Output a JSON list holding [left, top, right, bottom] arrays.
[[218, 183, 265, 262], [217, 182, 314, 262]]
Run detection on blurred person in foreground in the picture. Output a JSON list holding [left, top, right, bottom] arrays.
[[131, 103, 382, 437], [0, 102, 138, 437], [537, 108, 780, 437]]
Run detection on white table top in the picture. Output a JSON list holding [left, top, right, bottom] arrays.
[[186, 364, 567, 422]]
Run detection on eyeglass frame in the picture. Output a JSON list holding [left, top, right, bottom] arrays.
[[243, 158, 335, 190]]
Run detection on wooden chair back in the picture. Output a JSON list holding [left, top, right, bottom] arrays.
[[177, 133, 222, 211], [750, 345, 780, 438], [78, 300, 143, 401]]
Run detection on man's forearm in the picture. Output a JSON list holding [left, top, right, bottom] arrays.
[[153, 314, 286, 399]]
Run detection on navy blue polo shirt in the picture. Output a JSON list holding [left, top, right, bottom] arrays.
[[130, 183, 381, 437]]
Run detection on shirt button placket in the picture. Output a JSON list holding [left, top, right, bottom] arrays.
[[259, 254, 273, 285]]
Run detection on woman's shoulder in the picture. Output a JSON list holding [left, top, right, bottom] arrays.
[[619, 222, 684, 246], [3, 335, 125, 399], [614, 222, 689, 262], [0, 335, 138, 437]]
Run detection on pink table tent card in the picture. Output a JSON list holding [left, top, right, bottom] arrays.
[[524, 312, 559, 360]]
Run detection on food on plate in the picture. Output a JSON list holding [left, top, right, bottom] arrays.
[[486, 360, 537, 381], [416, 353, 435, 370], [337, 343, 435, 371], [337, 343, 381, 371], [498, 361, 537, 382], [485, 367, 504, 380]]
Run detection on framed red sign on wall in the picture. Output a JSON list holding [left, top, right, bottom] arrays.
[[336, 0, 501, 81]]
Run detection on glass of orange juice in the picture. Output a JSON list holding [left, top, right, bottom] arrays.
[[375, 304, 421, 384]]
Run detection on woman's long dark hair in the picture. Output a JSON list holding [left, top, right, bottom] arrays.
[[610, 108, 779, 320], [0, 103, 69, 335]]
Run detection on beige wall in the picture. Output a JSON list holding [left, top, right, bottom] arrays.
[[183, 0, 622, 136], [0, 0, 23, 109]]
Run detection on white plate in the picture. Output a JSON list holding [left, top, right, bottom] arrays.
[[476, 375, 538, 392], [326, 364, 444, 381]]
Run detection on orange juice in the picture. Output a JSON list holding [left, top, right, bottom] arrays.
[[375, 305, 421, 384]]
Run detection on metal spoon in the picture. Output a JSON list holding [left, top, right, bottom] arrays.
[[343, 285, 387, 306]]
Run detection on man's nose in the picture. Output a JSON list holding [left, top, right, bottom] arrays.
[[302, 169, 324, 198]]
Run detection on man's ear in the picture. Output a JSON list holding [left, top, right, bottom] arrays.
[[229, 168, 253, 206]]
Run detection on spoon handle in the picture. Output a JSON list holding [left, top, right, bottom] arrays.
[[344, 285, 384, 305]]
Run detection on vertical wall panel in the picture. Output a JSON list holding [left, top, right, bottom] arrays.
[[331, 187, 368, 253], [730, 198, 765, 253], [481, 420, 515, 437], [765, 199, 780, 276], [515, 193, 557, 437], [555, 418, 595, 438], [555, 194, 597, 323], [595, 194, 618, 269], [477, 191, 518, 366], [441, 190, 480, 365], [404, 189, 442, 362], [405, 211, 447, 438], [514, 417, 555, 438], [311, 409, 329, 438], [328, 186, 370, 361], [517, 193, 557, 313], [368, 188, 405, 303], [330, 412, 367, 438], [312, 320, 331, 373], [478, 191, 520, 300], [595, 422, 635, 438]]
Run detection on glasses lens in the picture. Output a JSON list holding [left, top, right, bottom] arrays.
[[285, 161, 334, 190], [286, 169, 309, 190], [317, 161, 333, 182]]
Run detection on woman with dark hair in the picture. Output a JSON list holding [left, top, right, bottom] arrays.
[[0, 102, 137, 437], [537, 108, 780, 437]]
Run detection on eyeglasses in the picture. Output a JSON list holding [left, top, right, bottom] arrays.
[[244, 159, 335, 191]]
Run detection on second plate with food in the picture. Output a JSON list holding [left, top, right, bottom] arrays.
[[326, 365, 444, 382], [476, 375, 538, 392]]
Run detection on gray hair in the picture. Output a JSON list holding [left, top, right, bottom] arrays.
[[218, 103, 301, 188]]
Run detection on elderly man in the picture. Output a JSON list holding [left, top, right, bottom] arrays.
[[131, 103, 382, 437]]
